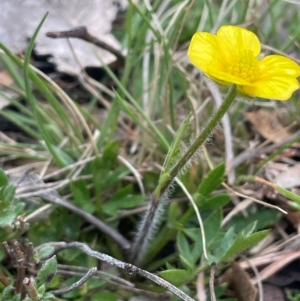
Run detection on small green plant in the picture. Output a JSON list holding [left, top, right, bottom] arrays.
[[0, 169, 58, 300], [0, 169, 26, 242], [1, 242, 57, 301], [286, 289, 300, 301]]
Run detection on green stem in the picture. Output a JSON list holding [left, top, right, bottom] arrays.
[[134, 85, 238, 266], [159, 84, 238, 195]]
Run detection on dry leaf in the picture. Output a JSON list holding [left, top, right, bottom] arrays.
[[269, 163, 300, 189], [231, 262, 257, 301], [244, 109, 291, 143], [222, 262, 257, 301], [0, 0, 126, 75], [274, 164, 300, 188]]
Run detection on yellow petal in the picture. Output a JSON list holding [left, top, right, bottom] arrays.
[[187, 32, 226, 75], [240, 77, 300, 101], [257, 55, 300, 79], [206, 69, 252, 86], [217, 25, 261, 58]]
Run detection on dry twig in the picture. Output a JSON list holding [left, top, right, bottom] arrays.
[[46, 26, 125, 67], [50, 267, 97, 295], [40, 241, 196, 301]]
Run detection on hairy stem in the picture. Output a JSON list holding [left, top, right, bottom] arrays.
[[130, 85, 238, 265], [166, 85, 238, 191], [129, 194, 164, 263]]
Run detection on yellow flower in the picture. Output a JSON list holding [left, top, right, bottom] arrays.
[[188, 25, 300, 101]]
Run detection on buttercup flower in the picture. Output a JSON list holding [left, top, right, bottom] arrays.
[[188, 25, 300, 101]]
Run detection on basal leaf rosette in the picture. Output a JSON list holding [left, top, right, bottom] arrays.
[[188, 25, 300, 101]]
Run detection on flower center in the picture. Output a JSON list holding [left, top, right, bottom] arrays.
[[226, 50, 259, 82]]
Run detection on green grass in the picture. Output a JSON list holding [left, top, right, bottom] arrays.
[[0, 0, 300, 300]]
